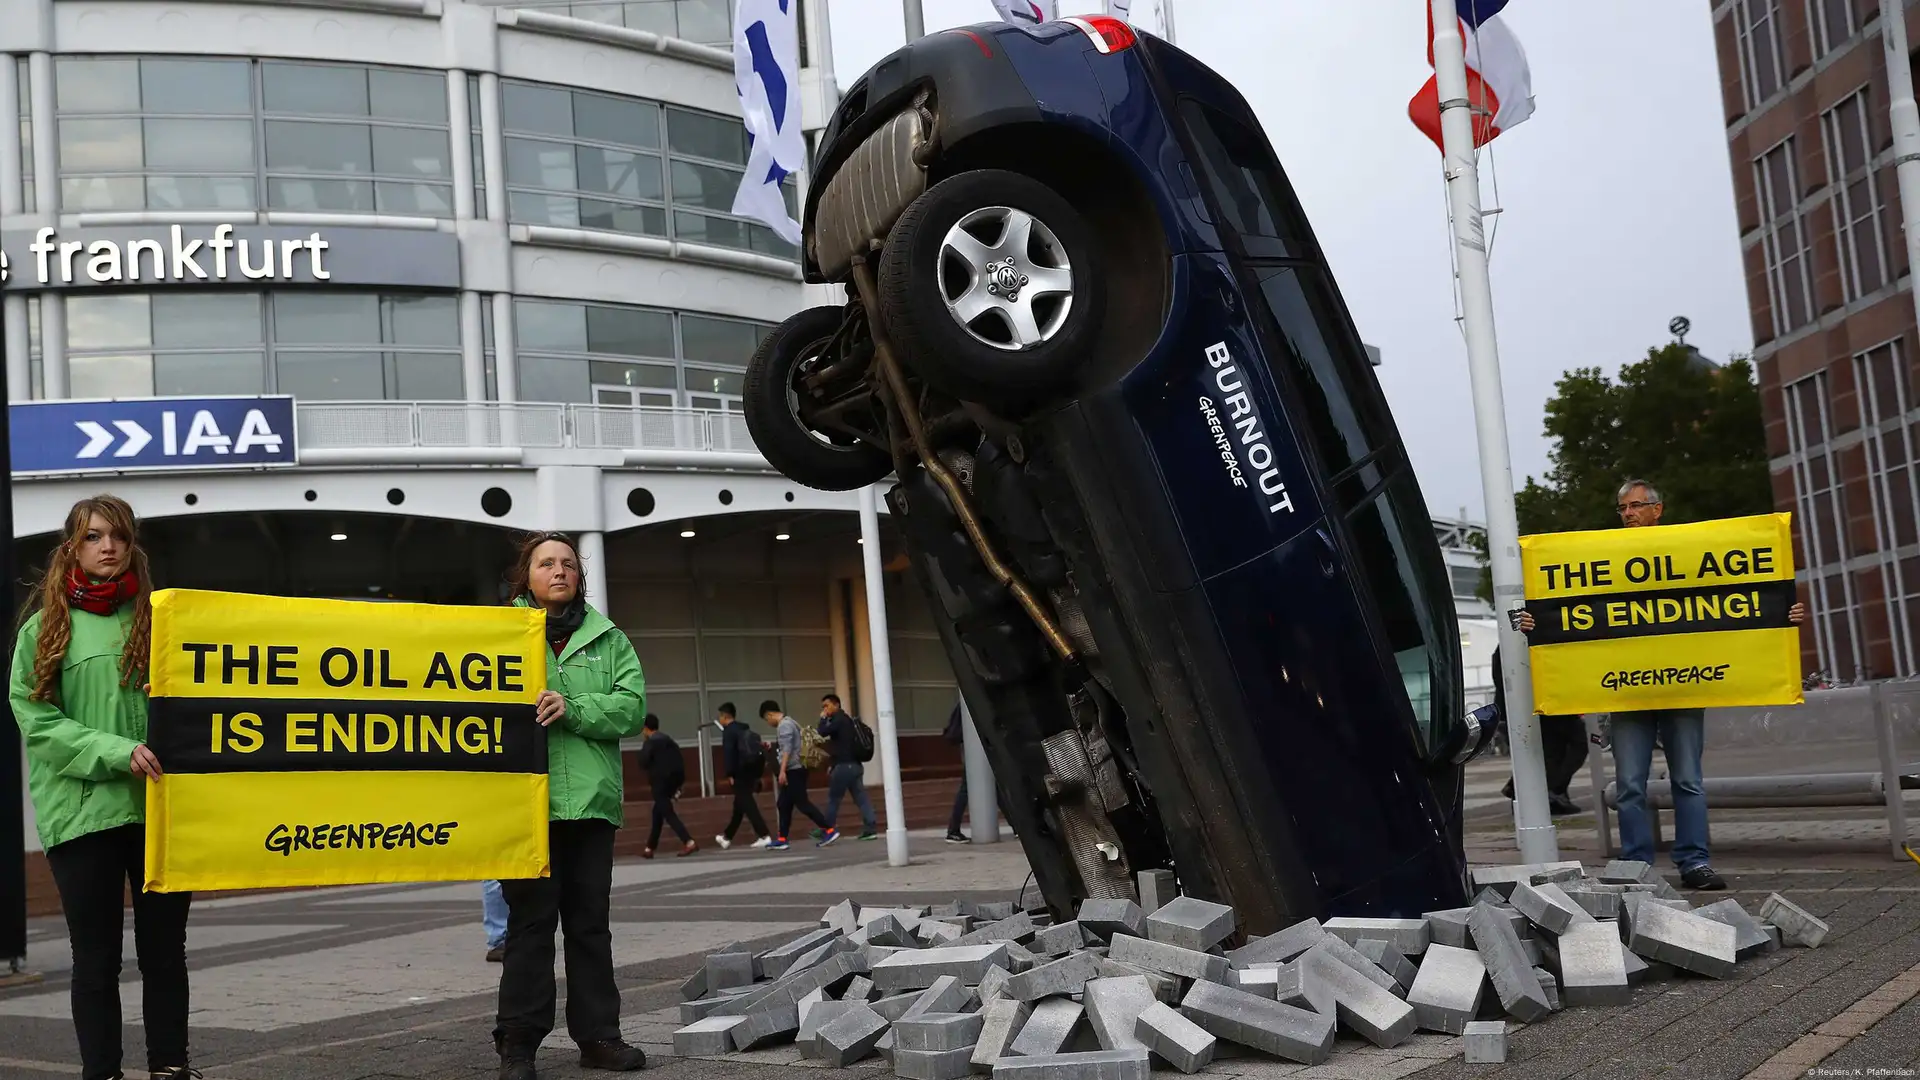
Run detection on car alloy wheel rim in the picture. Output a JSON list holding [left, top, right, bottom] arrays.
[[786, 332, 862, 451], [936, 205, 1075, 352]]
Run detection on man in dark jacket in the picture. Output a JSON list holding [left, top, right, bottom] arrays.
[[635, 714, 696, 858], [818, 694, 879, 841], [1492, 647, 1589, 817], [713, 702, 771, 849]]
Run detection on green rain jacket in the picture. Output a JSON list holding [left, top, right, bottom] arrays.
[[518, 596, 646, 825], [9, 606, 149, 851]]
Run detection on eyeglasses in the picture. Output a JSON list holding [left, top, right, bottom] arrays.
[[1617, 500, 1660, 514]]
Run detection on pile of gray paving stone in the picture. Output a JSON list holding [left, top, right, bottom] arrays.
[[671, 859, 1832, 1077]]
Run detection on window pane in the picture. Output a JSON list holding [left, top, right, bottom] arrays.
[[1180, 99, 1312, 250], [144, 118, 254, 171], [372, 125, 450, 177], [673, 210, 752, 249], [389, 351, 463, 399], [62, 176, 145, 212], [140, 58, 251, 114], [267, 177, 374, 212], [752, 222, 798, 259], [516, 300, 588, 352], [265, 120, 373, 174], [588, 359, 676, 388], [586, 305, 673, 357], [520, 354, 590, 402], [509, 190, 579, 226], [263, 62, 369, 116], [1344, 477, 1452, 749], [503, 83, 574, 136], [506, 137, 578, 190], [56, 59, 139, 113], [276, 351, 384, 400], [275, 294, 380, 344], [155, 351, 265, 396], [376, 181, 453, 217], [669, 158, 742, 212], [579, 146, 663, 200], [572, 93, 659, 148], [153, 294, 262, 347], [67, 294, 151, 350], [58, 118, 143, 170], [387, 295, 459, 346], [147, 175, 256, 211], [680, 314, 761, 367], [1253, 264, 1388, 474], [71, 354, 153, 398], [666, 107, 745, 164], [370, 69, 448, 124], [582, 200, 664, 236], [685, 367, 743, 395], [623, 0, 677, 36], [676, 0, 731, 44]]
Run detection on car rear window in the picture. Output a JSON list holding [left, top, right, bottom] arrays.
[[1345, 474, 1456, 754], [1178, 98, 1313, 257], [1249, 262, 1394, 479]]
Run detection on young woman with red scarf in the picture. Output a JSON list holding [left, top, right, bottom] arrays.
[[8, 495, 196, 1080]]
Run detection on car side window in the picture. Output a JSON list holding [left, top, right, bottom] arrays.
[[1344, 475, 1457, 755], [1249, 262, 1393, 480], [1178, 98, 1312, 257]]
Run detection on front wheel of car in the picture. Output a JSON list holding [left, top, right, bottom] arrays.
[[878, 169, 1105, 406], [743, 305, 894, 492]]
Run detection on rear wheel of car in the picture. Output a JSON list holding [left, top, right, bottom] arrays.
[[878, 169, 1105, 405], [743, 305, 893, 492]]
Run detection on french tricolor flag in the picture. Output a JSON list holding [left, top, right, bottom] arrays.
[[1408, 0, 1534, 150]]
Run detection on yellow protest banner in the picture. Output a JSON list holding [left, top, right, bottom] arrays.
[[1519, 513, 1803, 714], [143, 589, 551, 892]]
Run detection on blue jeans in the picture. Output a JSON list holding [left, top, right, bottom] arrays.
[[826, 762, 877, 833], [1611, 709, 1708, 871], [482, 879, 508, 950]]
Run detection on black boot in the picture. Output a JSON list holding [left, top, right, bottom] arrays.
[[498, 1037, 538, 1080], [579, 1039, 647, 1071]]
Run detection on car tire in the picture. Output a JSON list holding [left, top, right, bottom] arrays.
[[743, 305, 894, 492], [878, 169, 1105, 405]]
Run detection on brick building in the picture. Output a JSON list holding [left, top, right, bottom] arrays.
[[1716, 0, 1920, 680]]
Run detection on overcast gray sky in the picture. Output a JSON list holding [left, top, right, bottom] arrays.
[[824, 0, 1751, 523]]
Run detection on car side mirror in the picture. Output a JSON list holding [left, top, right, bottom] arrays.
[[1426, 702, 1500, 772]]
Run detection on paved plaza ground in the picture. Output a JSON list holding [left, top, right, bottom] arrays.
[[3, 759, 1918, 1080]]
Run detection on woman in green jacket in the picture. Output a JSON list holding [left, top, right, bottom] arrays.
[[9, 495, 195, 1080], [493, 531, 649, 1080]]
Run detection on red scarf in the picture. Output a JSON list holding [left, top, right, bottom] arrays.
[[67, 567, 140, 616]]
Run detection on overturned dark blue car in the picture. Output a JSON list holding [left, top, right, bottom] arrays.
[[743, 15, 1491, 934]]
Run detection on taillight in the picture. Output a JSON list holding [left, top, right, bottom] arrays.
[[1063, 15, 1137, 54]]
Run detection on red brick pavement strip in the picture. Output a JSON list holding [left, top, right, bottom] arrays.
[[1743, 962, 1920, 1079]]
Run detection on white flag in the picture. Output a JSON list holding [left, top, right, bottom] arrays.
[[992, 0, 1056, 25], [731, 0, 805, 245]]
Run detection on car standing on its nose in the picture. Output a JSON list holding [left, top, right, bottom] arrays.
[[743, 16, 1491, 933]]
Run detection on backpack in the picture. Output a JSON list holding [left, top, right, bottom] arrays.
[[739, 724, 765, 764], [800, 725, 833, 771], [852, 718, 876, 763]]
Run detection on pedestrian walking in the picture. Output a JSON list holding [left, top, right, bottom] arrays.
[[713, 702, 772, 849], [944, 703, 972, 844], [763, 700, 834, 849], [492, 531, 649, 1078], [818, 694, 879, 841], [481, 880, 507, 962], [636, 714, 696, 858], [10, 495, 197, 1080], [1515, 479, 1806, 892]]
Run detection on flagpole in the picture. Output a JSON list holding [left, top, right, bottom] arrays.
[[904, 0, 924, 40], [1427, 0, 1557, 863], [1159, 0, 1176, 44]]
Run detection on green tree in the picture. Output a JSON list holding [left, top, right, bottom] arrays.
[[1473, 343, 1772, 601]]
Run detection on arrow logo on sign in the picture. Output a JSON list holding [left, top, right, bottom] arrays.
[[74, 419, 154, 458]]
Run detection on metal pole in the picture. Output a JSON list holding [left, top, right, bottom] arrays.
[[1882, 0, 1920, 346], [0, 274, 23, 967], [959, 696, 999, 844], [903, 0, 924, 41], [1872, 682, 1911, 860], [696, 723, 715, 799], [1428, 0, 1557, 863], [1158, 0, 1176, 45], [858, 484, 910, 867]]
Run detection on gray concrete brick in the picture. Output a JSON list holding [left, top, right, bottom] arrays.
[[1530, 866, 1586, 885], [714, 949, 871, 1017], [1145, 896, 1237, 952], [816, 1004, 889, 1067], [1469, 861, 1585, 897], [824, 899, 860, 935], [799, 1000, 859, 1058], [1559, 884, 1623, 920], [971, 902, 1018, 921], [897, 1047, 976, 1080], [1109, 933, 1232, 984], [1422, 908, 1473, 950], [680, 986, 754, 1023], [867, 914, 920, 949], [1353, 939, 1416, 991], [1518, 938, 1543, 968], [1759, 893, 1831, 948], [1470, 886, 1510, 908], [843, 975, 876, 1002], [1135, 1000, 1216, 1074], [919, 922, 965, 947], [1093, 959, 1179, 1003], [992, 1049, 1152, 1080], [972, 999, 1032, 1073], [1462, 1020, 1506, 1064], [763, 928, 843, 980], [978, 966, 1012, 1003], [1032, 920, 1090, 957], [1552, 922, 1629, 1006], [1507, 881, 1575, 935], [1323, 918, 1430, 957], [1531, 967, 1562, 1011], [1465, 902, 1552, 1022], [1694, 899, 1774, 960], [873, 944, 1014, 992], [1625, 901, 1738, 978], [1599, 859, 1652, 884], [897, 1012, 986, 1052], [673, 1015, 747, 1057], [1137, 870, 1177, 915], [1084, 975, 1157, 1052], [730, 1001, 801, 1051], [1226, 918, 1326, 968], [1003, 941, 1038, 974], [1177, 978, 1335, 1065], [681, 965, 711, 1002], [1229, 965, 1282, 1000], [1078, 899, 1148, 941], [1621, 947, 1649, 984], [1004, 950, 1104, 1001], [1308, 932, 1401, 997], [902, 975, 975, 1022], [1404, 943, 1485, 1035], [1010, 998, 1087, 1057], [879, 1027, 898, 1067], [706, 951, 756, 991], [1298, 942, 1416, 1048], [874, 993, 928, 1022]]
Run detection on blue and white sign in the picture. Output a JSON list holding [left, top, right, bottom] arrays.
[[10, 396, 298, 475]]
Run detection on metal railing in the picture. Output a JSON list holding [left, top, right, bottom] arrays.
[[295, 400, 755, 455]]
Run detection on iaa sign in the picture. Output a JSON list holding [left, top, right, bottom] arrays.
[[10, 396, 298, 474]]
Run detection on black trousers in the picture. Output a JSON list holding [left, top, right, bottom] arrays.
[[1504, 715, 1590, 798], [949, 778, 1013, 835], [44, 823, 192, 1080], [646, 783, 690, 848], [495, 819, 620, 1051], [777, 767, 831, 839], [723, 768, 770, 840]]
